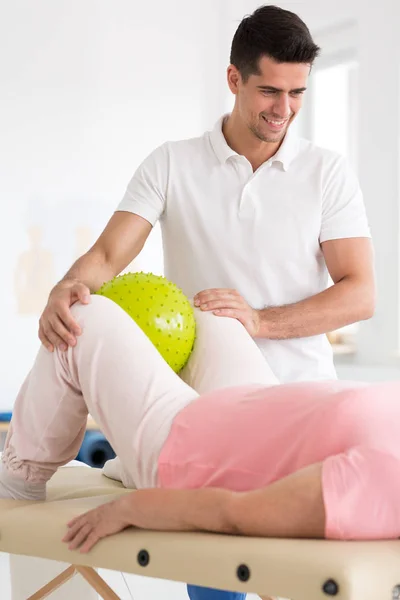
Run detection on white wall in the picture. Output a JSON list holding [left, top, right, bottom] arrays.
[[7, 0, 399, 400], [0, 0, 228, 406], [310, 0, 400, 379], [2, 1, 400, 598], [2, 0, 400, 403]]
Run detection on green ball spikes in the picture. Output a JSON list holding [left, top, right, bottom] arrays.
[[96, 272, 196, 373]]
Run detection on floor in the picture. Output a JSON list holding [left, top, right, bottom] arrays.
[[0, 552, 262, 599]]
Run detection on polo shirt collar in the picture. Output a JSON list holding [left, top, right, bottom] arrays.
[[271, 126, 299, 171], [209, 114, 299, 171], [209, 115, 238, 163]]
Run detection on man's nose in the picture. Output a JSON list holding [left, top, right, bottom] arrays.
[[273, 93, 290, 118]]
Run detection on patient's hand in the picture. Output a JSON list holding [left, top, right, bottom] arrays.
[[62, 495, 132, 553]]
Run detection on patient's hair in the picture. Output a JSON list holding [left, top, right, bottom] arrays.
[[230, 5, 321, 82]]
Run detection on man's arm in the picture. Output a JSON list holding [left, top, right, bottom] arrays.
[[256, 237, 376, 339], [64, 463, 325, 553], [194, 237, 376, 339], [39, 142, 167, 351], [61, 211, 152, 292], [39, 211, 152, 351]]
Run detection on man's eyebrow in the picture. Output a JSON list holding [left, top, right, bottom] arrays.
[[256, 85, 307, 93]]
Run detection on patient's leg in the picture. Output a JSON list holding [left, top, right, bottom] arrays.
[[180, 308, 278, 394], [103, 308, 279, 484], [0, 295, 198, 499]]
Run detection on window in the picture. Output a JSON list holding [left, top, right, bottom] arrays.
[[311, 61, 358, 169], [310, 60, 359, 353]]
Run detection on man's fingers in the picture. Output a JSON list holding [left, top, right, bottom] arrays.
[[212, 309, 256, 336], [58, 307, 82, 336], [194, 289, 238, 305], [212, 308, 249, 329], [74, 284, 91, 306], [37, 280, 90, 350], [48, 316, 77, 348], [198, 299, 244, 311], [196, 288, 237, 296], [212, 308, 241, 319], [38, 327, 54, 352], [41, 322, 69, 351]]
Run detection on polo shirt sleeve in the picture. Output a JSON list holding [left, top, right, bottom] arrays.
[[320, 156, 371, 243], [116, 143, 168, 226]]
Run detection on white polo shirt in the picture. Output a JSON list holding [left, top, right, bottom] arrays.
[[117, 115, 371, 383]]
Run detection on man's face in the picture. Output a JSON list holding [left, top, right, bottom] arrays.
[[228, 55, 310, 143]]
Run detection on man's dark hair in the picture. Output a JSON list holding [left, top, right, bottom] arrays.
[[230, 5, 321, 81]]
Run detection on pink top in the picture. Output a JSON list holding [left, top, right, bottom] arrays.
[[158, 380, 400, 540]]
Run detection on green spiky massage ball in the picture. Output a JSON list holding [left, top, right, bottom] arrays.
[[96, 272, 196, 372]]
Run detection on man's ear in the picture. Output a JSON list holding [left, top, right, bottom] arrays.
[[227, 65, 241, 95]]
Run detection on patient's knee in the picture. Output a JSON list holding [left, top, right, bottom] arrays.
[[70, 293, 117, 315], [193, 307, 248, 336], [70, 294, 123, 334]]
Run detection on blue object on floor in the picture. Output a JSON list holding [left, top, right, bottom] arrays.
[[0, 412, 12, 422], [187, 585, 246, 600], [76, 430, 115, 468]]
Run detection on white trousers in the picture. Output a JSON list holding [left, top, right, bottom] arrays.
[[9, 296, 278, 599]]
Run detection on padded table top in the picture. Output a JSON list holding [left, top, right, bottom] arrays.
[[0, 466, 399, 600]]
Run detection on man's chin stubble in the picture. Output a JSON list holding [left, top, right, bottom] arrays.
[[257, 132, 286, 143]]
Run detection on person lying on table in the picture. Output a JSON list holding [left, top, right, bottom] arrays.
[[1, 296, 397, 562]]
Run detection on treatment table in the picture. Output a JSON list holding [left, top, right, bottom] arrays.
[[0, 465, 399, 600]]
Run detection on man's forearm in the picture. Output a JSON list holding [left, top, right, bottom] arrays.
[[256, 276, 375, 340], [121, 488, 235, 534], [61, 250, 116, 293]]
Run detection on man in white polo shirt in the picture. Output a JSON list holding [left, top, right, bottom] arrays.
[[116, 112, 372, 383], [36, 5, 375, 600]]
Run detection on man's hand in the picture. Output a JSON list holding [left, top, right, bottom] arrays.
[[63, 496, 133, 553], [39, 280, 91, 352], [194, 288, 260, 337]]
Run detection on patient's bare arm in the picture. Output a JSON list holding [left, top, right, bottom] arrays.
[[63, 463, 325, 553]]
